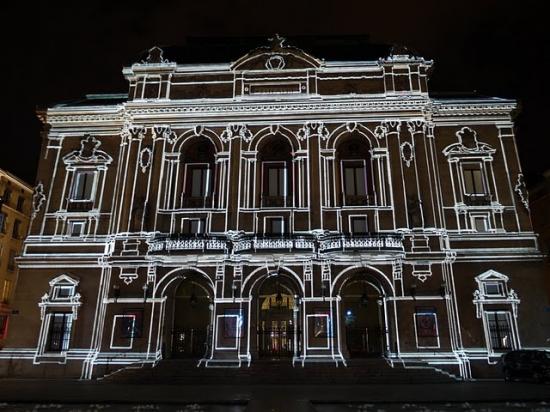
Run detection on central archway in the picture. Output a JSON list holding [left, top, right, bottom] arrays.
[[255, 273, 302, 360], [166, 273, 213, 359]]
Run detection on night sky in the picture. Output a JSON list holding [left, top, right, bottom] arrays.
[[5, 1, 549, 187]]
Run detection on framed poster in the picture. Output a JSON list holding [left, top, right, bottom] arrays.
[[414, 307, 439, 348]]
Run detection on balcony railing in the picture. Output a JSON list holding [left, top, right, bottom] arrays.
[[148, 232, 403, 255], [463, 194, 492, 206]]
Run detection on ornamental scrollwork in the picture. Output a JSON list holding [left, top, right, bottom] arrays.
[[220, 124, 253, 143], [297, 122, 329, 141], [31, 182, 46, 220]]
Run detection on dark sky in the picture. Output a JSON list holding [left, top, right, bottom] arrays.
[[5, 1, 549, 186]]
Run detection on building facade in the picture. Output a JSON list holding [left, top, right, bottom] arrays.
[[0, 169, 33, 347], [1, 37, 548, 380]]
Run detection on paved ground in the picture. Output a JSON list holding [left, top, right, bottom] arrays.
[[0, 380, 549, 411]]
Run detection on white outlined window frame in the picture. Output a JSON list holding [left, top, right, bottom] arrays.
[[264, 216, 285, 235], [413, 309, 440, 349], [215, 314, 242, 350], [261, 161, 288, 207], [183, 162, 211, 199], [460, 161, 488, 196], [306, 313, 331, 350], [181, 217, 207, 235], [35, 275, 81, 362], [473, 270, 521, 355], [110, 314, 137, 350], [348, 214, 368, 234], [69, 170, 98, 202], [470, 212, 491, 232], [66, 220, 87, 237]]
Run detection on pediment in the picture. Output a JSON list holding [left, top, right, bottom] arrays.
[[231, 35, 322, 71], [475, 269, 509, 282], [443, 127, 496, 157]]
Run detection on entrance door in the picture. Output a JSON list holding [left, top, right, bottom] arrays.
[[171, 279, 211, 358], [257, 276, 301, 359], [341, 280, 384, 357]]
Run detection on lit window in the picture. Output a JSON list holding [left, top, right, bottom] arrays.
[[46, 313, 73, 352], [486, 311, 513, 351], [71, 171, 95, 201]]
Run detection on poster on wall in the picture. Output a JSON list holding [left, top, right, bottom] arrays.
[[120, 309, 143, 339], [223, 308, 243, 338]]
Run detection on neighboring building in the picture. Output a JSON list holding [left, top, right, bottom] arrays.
[[530, 170, 550, 254], [1, 37, 548, 380], [0, 169, 33, 347]]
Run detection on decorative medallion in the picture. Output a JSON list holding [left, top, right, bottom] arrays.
[[400, 141, 414, 167], [266, 55, 286, 70], [139, 147, 153, 173]]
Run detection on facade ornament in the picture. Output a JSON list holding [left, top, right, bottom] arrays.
[[392, 261, 403, 280], [220, 124, 253, 143], [345, 122, 357, 133], [63, 135, 113, 165], [297, 122, 329, 141], [120, 121, 132, 140], [400, 141, 415, 167], [142, 46, 169, 64], [443, 127, 496, 156], [266, 55, 285, 70], [119, 268, 138, 285], [406, 120, 426, 135], [139, 147, 153, 173], [153, 125, 177, 144], [514, 173, 529, 210], [373, 125, 387, 140], [382, 120, 401, 134], [31, 182, 46, 220], [269, 124, 281, 135], [193, 125, 205, 137], [129, 126, 146, 141]]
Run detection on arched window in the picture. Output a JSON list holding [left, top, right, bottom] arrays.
[[336, 136, 374, 207], [180, 138, 216, 209], [259, 136, 293, 208]]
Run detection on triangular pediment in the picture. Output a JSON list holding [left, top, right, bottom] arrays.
[[231, 34, 323, 71], [476, 269, 509, 282]]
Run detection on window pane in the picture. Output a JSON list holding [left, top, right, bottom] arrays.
[[73, 171, 95, 200], [191, 168, 207, 197], [463, 169, 475, 193], [487, 312, 512, 350], [474, 216, 488, 232], [268, 168, 279, 196], [47, 313, 72, 352], [351, 217, 368, 233], [355, 167, 367, 196], [344, 167, 356, 195], [278, 168, 285, 196], [472, 169, 484, 194]]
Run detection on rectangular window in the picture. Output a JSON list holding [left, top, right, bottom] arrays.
[[7, 250, 16, 272], [414, 307, 440, 348], [182, 218, 205, 235], [16, 196, 24, 212], [12, 219, 21, 239], [343, 161, 367, 197], [67, 221, 85, 237], [462, 164, 485, 195], [46, 313, 73, 352], [484, 282, 504, 296], [1, 279, 12, 303], [486, 311, 513, 351], [71, 171, 95, 201], [263, 162, 286, 197], [53, 285, 74, 300], [0, 213, 5, 233], [265, 217, 284, 235], [472, 215, 489, 232], [350, 216, 368, 234], [188, 166, 209, 197]]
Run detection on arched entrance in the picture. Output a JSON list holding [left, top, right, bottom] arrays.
[[170, 276, 212, 358], [256, 274, 301, 359], [340, 278, 386, 358]]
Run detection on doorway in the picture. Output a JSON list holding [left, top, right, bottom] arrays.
[[257, 275, 301, 359], [341, 279, 384, 357], [171, 279, 211, 358]]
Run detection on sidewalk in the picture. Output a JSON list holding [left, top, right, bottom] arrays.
[[0, 380, 549, 405]]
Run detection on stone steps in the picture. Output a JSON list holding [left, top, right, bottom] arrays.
[[104, 358, 458, 384]]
